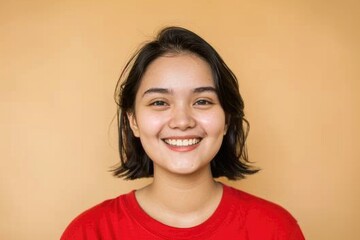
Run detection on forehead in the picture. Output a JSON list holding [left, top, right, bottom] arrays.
[[138, 53, 215, 92]]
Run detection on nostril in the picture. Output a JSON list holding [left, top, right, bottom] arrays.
[[168, 116, 196, 130], [168, 107, 196, 130]]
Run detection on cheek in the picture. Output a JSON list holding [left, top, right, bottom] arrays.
[[136, 112, 166, 136], [197, 111, 226, 134]]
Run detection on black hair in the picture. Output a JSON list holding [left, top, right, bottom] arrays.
[[113, 26, 258, 180]]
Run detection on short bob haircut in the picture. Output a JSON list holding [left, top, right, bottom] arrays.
[[113, 26, 258, 180]]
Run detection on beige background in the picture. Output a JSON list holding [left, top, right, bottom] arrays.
[[1, 0, 359, 239]]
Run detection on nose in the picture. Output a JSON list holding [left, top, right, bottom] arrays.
[[168, 105, 196, 130]]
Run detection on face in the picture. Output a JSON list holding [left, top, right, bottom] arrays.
[[128, 53, 227, 177]]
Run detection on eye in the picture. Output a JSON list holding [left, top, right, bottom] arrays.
[[149, 100, 168, 106], [194, 99, 213, 106]]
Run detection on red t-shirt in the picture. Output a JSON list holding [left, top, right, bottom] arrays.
[[61, 184, 305, 239]]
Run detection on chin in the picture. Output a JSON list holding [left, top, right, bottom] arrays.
[[166, 163, 210, 176]]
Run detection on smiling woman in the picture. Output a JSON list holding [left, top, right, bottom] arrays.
[[60, 26, 305, 239], [115, 27, 257, 181], [127, 54, 226, 176]]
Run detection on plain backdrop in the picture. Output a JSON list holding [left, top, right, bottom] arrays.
[[1, 0, 359, 239]]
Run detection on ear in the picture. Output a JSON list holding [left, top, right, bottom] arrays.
[[224, 116, 229, 136], [224, 124, 228, 136], [127, 112, 140, 137]]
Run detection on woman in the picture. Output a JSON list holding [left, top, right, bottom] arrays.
[[61, 26, 305, 239]]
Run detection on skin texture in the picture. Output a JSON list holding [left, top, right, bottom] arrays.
[[128, 53, 226, 227]]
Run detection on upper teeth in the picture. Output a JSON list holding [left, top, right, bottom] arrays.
[[164, 138, 200, 147]]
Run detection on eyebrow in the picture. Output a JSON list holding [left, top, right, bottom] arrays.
[[142, 86, 217, 97], [193, 86, 217, 93], [142, 88, 171, 97]]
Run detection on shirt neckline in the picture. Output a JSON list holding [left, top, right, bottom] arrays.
[[122, 183, 234, 239]]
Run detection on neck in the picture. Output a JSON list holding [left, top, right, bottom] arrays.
[[135, 166, 223, 227], [152, 167, 220, 212]]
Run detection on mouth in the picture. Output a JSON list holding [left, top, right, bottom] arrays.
[[163, 138, 202, 147]]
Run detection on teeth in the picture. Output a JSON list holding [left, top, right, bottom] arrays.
[[164, 138, 201, 147]]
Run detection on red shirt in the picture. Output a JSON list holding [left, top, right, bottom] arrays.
[[61, 184, 305, 239]]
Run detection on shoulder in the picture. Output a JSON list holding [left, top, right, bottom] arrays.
[[227, 186, 296, 221], [224, 185, 305, 239], [60, 192, 129, 240]]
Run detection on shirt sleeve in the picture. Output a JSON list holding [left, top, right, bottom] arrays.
[[289, 222, 306, 240]]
